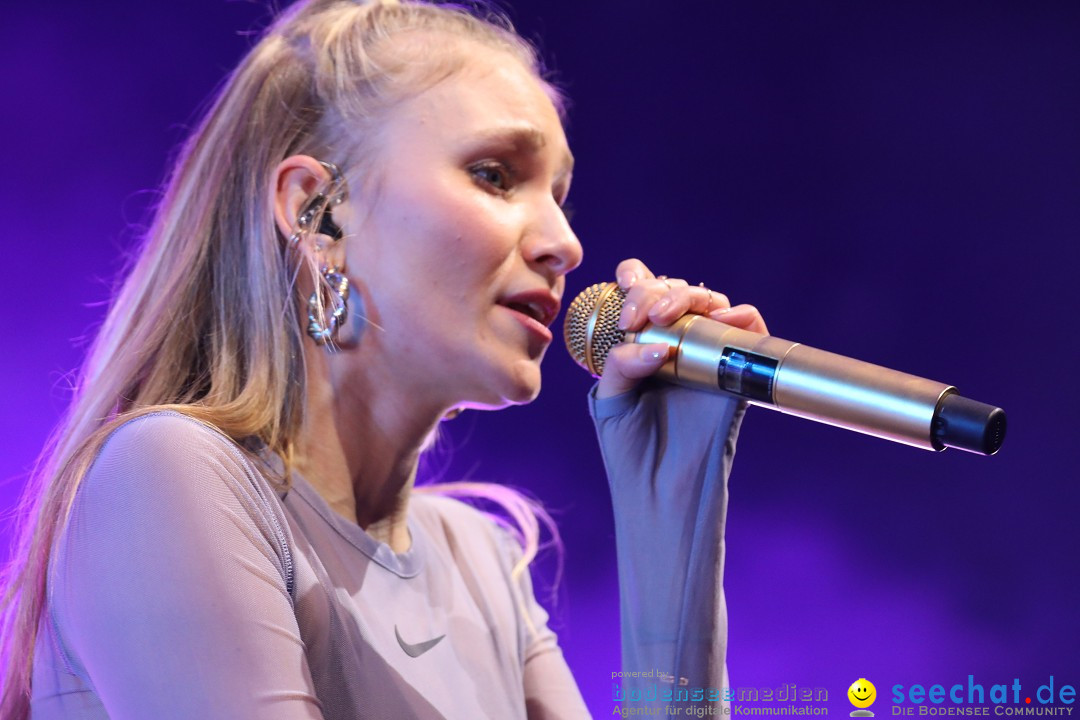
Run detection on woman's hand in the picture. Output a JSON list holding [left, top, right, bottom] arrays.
[[595, 258, 769, 399]]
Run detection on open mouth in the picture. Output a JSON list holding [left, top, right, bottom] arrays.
[[505, 301, 548, 325], [499, 291, 559, 328]]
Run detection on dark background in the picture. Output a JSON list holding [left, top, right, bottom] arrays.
[[2, 1, 1077, 714]]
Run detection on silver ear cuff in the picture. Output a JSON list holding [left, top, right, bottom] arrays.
[[288, 160, 347, 247], [283, 159, 355, 346]]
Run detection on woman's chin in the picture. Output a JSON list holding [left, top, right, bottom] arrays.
[[463, 362, 543, 410], [504, 361, 543, 404]]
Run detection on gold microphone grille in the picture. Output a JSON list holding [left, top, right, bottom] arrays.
[[562, 282, 627, 377]]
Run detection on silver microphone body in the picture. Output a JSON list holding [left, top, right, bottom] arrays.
[[631, 313, 954, 451], [564, 282, 1006, 455]]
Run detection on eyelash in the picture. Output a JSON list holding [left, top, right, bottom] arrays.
[[470, 161, 513, 193], [470, 160, 574, 222]]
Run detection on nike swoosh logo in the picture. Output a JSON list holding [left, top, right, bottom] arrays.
[[395, 625, 446, 658]]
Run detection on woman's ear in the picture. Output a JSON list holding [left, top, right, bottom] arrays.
[[271, 155, 334, 241], [272, 155, 349, 273]]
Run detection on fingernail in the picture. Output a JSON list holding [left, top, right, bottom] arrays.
[[712, 306, 732, 314], [618, 302, 638, 329], [651, 296, 671, 316], [640, 344, 667, 361], [617, 270, 638, 288]]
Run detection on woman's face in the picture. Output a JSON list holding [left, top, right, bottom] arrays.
[[341, 49, 581, 411]]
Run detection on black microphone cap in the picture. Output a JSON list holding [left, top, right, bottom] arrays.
[[933, 393, 1007, 455]]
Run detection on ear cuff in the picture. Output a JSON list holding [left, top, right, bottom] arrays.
[[283, 160, 357, 347], [288, 160, 347, 247]]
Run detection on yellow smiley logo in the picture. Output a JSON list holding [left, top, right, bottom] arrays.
[[848, 678, 877, 709]]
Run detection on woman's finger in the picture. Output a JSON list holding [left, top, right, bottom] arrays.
[[595, 342, 671, 399], [614, 258, 656, 290], [618, 276, 679, 330], [709, 304, 769, 335], [602, 260, 769, 399], [700, 287, 731, 315], [647, 284, 730, 326]]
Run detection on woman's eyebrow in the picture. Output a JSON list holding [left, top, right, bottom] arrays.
[[467, 125, 575, 173]]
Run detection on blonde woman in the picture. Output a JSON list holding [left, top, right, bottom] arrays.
[[0, 1, 767, 717]]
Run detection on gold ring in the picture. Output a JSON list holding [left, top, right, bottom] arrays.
[[699, 282, 713, 311]]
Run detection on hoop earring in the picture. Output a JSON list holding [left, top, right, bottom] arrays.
[[307, 268, 350, 346]]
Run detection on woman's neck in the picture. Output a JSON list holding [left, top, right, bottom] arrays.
[[294, 345, 445, 554]]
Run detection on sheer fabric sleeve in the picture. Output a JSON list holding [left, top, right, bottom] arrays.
[[519, 576, 589, 718], [589, 381, 746, 709], [489, 524, 588, 719], [48, 412, 325, 719]]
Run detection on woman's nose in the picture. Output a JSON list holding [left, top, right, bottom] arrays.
[[523, 197, 583, 278]]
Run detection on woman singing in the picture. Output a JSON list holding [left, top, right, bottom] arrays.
[[0, 1, 767, 717]]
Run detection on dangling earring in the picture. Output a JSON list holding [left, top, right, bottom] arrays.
[[306, 264, 367, 348], [307, 267, 350, 346], [285, 160, 364, 347], [333, 280, 367, 347]]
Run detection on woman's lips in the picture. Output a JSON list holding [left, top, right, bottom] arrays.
[[502, 304, 554, 343]]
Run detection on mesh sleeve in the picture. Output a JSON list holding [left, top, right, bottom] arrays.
[[48, 412, 325, 719], [589, 380, 747, 710], [488, 518, 588, 719]]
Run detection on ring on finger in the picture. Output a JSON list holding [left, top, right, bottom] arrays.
[[698, 282, 714, 312], [658, 275, 673, 290]]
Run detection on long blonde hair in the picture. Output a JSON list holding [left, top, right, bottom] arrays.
[[0, 2, 562, 716]]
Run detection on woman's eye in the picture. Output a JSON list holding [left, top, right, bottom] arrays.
[[470, 163, 512, 192]]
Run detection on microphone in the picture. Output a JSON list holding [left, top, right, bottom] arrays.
[[564, 282, 1006, 455]]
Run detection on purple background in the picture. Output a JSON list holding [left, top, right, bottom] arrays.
[[2, 1, 1077, 714]]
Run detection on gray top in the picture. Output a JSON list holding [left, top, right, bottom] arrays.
[[30, 384, 743, 718]]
